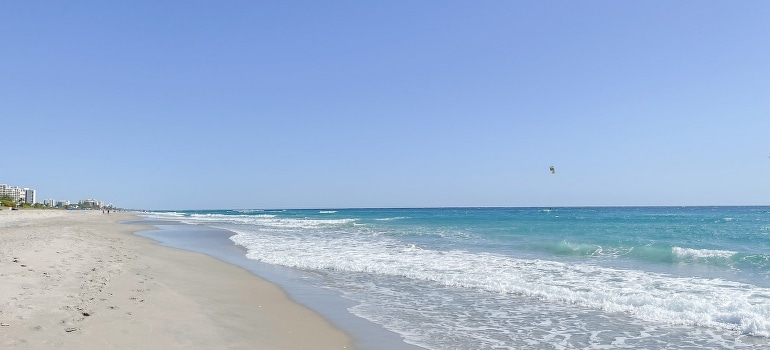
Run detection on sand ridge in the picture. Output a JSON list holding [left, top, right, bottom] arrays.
[[0, 210, 353, 349]]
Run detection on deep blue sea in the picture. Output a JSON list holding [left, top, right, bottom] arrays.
[[141, 207, 770, 349]]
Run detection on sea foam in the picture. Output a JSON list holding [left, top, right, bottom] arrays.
[[229, 227, 770, 337]]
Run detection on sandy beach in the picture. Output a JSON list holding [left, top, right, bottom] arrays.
[[0, 209, 354, 349]]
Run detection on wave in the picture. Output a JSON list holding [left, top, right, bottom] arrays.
[[232, 209, 264, 214], [230, 229, 770, 337], [141, 211, 188, 218], [375, 216, 410, 221], [672, 247, 736, 260], [189, 213, 277, 219], [635, 246, 770, 269], [547, 240, 631, 257], [540, 240, 770, 270], [150, 212, 358, 230]]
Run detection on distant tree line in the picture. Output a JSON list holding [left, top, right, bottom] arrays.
[[0, 195, 16, 208]]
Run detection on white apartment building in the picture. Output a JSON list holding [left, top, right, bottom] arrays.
[[1, 184, 38, 204], [44, 199, 56, 207], [0, 184, 26, 203]]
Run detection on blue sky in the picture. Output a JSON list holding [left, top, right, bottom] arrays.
[[2, 1, 769, 210]]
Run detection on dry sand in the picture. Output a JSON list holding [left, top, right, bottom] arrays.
[[0, 209, 354, 349]]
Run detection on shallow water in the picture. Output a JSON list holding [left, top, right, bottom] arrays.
[[138, 207, 770, 349]]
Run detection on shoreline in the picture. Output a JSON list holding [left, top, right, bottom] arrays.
[[129, 218, 423, 350], [0, 210, 354, 349]]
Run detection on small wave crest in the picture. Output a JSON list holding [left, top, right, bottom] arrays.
[[141, 211, 187, 218], [189, 213, 277, 219], [672, 247, 736, 260], [179, 213, 357, 230], [546, 240, 630, 257], [544, 243, 749, 268], [550, 241, 602, 256], [375, 216, 410, 221], [232, 209, 264, 214]]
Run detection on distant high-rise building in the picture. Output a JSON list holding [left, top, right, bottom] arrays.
[[24, 188, 36, 204], [44, 199, 56, 207]]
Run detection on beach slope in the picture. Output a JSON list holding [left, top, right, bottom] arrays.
[[0, 210, 353, 349]]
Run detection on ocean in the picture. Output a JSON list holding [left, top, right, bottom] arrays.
[[139, 207, 770, 349]]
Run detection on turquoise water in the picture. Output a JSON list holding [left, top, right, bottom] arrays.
[[144, 207, 770, 349]]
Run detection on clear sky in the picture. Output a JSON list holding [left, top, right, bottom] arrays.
[[2, 1, 769, 210]]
